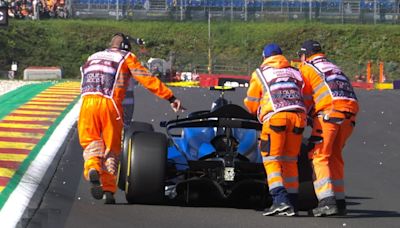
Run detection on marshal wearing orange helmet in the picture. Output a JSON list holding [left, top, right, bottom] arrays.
[[244, 43, 308, 216], [78, 33, 183, 204], [298, 40, 358, 216]]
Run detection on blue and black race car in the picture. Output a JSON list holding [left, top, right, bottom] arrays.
[[118, 87, 317, 210]]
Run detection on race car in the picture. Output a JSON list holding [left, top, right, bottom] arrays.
[[118, 87, 317, 210]]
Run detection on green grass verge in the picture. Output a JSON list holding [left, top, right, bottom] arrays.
[[0, 82, 55, 119]]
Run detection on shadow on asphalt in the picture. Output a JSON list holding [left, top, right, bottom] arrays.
[[26, 128, 84, 228], [345, 209, 400, 218], [111, 198, 270, 211], [109, 194, 400, 219], [344, 196, 400, 218]]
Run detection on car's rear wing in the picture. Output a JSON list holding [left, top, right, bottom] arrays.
[[161, 104, 262, 135]]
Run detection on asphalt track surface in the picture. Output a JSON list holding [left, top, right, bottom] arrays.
[[25, 86, 400, 228]]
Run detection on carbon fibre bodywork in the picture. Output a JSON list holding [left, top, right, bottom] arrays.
[[162, 104, 269, 206], [120, 100, 316, 209], [161, 103, 317, 209]]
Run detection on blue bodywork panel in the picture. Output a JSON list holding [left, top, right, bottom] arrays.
[[167, 127, 262, 171]]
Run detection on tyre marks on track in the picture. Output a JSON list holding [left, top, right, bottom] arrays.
[[0, 82, 81, 193]]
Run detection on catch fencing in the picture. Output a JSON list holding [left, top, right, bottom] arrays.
[[70, 0, 400, 24], [68, 0, 400, 80]]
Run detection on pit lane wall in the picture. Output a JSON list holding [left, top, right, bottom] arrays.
[[0, 81, 81, 228]]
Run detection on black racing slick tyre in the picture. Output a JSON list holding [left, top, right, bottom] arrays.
[[298, 181, 318, 211], [298, 142, 318, 210], [118, 122, 154, 191], [125, 131, 167, 204]]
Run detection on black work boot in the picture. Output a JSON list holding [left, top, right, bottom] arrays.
[[336, 199, 347, 216], [312, 196, 338, 217], [104, 191, 116, 204], [263, 202, 296, 216], [88, 169, 104, 200]]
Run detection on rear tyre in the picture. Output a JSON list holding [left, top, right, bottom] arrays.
[[298, 181, 318, 211], [125, 132, 167, 204], [118, 122, 154, 191], [298, 142, 318, 210]]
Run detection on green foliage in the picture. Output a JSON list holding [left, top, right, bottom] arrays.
[[1, 20, 400, 80]]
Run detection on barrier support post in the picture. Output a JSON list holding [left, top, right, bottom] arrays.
[[367, 60, 372, 83], [379, 61, 384, 83]]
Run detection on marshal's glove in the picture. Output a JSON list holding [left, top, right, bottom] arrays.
[[168, 96, 185, 113]]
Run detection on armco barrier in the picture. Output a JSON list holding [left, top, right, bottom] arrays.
[[351, 82, 374, 90], [393, 80, 400, 89], [199, 74, 250, 87], [199, 74, 396, 90], [375, 83, 394, 90], [23, 66, 63, 80]]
